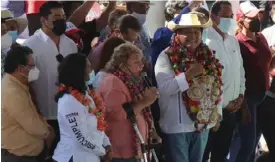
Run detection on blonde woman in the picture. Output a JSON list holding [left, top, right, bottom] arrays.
[[98, 43, 160, 162]]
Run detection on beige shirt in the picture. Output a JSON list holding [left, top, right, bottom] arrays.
[[1, 74, 50, 156]]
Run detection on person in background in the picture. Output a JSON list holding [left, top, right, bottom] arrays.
[[215, 0, 237, 35], [25, 1, 47, 36], [52, 53, 111, 162], [155, 12, 223, 162], [1, 45, 55, 162], [89, 14, 141, 70], [262, 2, 275, 56], [1, 19, 11, 78], [98, 9, 128, 43], [234, 1, 272, 162], [99, 43, 160, 162], [92, 37, 126, 91], [23, 1, 78, 158], [257, 56, 275, 162], [61, 1, 84, 19], [202, 1, 247, 162], [68, 1, 117, 55], [126, 1, 152, 63], [1, 9, 28, 43], [164, 0, 188, 25]]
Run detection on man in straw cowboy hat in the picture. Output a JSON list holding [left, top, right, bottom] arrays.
[[155, 11, 223, 162], [1, 9, 28, 43]]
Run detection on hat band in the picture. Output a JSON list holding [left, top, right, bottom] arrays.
[[2, 17, 14, 21]]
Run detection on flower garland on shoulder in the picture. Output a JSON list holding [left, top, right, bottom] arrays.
[[112, 70, 152, 161], [166, 34, 223, 130], [58, 84, 107, 132]]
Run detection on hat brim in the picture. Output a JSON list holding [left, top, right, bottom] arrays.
[[167, 19, 213, 31], [6, 17, 28, 34], [245, 9, 260, 18]]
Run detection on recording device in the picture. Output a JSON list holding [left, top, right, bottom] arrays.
[[141, 72, 152, 88]]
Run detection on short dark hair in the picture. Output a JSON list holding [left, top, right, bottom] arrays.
[[211, 1, 231, 16], [95, 37, 126, 73], [55, 53, 87, 102], [119, 14, 142, 34], [40, 1, 63, 18], [4, 44, 33, 74], [108, 9, 128, 28]]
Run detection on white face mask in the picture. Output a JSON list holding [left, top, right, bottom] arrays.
[[1, 33, 12, 50], [132, 12, 147, 25], [28, 67, 40, 82], [218, 18, 237, 35]]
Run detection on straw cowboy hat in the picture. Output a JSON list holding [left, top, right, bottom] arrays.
[[167, 11, 212, 31], [1, 9, 28, 34]]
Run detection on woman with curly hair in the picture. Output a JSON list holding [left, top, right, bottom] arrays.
[[98, 43, 160, 162]]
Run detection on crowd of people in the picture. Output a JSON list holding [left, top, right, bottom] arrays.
[[1, 0, 275, 162]]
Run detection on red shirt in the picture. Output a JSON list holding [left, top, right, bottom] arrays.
[[25, 1, 47, 14], [236, 32, 272, 96]]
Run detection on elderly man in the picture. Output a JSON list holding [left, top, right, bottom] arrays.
[[1, 45, 55, 162], [155, 12, 223, 162], [202, 1, 247, 162]]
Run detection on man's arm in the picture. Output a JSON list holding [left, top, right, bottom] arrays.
[[95, 2, 116, 32], [68, 1, 96, 28]]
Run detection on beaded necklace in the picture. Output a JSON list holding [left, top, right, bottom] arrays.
[[166, 34, 223, 130]]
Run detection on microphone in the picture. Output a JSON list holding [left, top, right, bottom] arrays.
[[141, 72, 152, 88]]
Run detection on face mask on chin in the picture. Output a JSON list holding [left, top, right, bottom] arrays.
[[132, 12, 147, 25], [218, 18, 237, 34], [1, 33, 12, 50], [51, 19, 67, 36]]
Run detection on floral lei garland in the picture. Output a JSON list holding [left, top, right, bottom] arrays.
[[58, 84, 107, 132], [166, 34, 223, 130], [112, 70, 152, 160]]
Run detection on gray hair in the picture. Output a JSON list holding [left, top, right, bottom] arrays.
[[165, 0, 188, 21], [105, 43, 142, 73]]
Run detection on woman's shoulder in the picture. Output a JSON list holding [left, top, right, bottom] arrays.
[[98, 73, 128, 92], [57, 94, 83, 114]]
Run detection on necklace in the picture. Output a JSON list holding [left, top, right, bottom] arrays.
[[113, 70, 152, 160], [166, 34, 223, 131], [58, 84, 107, 132]]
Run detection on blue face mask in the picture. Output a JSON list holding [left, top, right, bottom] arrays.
[[8, 31, 18, 43], [218, 18, 237, 35], [86, 71, 96, 86]]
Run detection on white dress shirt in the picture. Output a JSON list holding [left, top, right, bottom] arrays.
[[262, 24, 275, 47], [23, 29, 77, 119], [205, 27, 246, 108], [155, 49, 223, 134], [53, 93, 110, 162]]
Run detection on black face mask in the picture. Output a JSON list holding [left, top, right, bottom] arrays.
[[52, 19, 66, 36], [248, 19, 260, 32]]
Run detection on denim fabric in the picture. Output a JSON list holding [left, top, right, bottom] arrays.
[[165, 130, 209, 162], [235, 94, 266, 162]]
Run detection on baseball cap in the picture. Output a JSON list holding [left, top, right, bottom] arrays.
[[236, 1, 260, 20]]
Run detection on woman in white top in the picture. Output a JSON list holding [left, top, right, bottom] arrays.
[[91, 37, 126, 91], [52, 53, 111, 162]]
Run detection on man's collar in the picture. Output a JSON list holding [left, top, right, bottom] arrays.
[[38, 29, 64, 42]]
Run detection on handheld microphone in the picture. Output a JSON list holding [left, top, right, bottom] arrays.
[[141, 72, 152, 88]]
